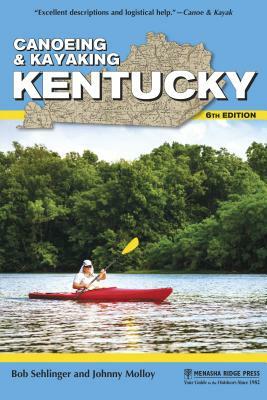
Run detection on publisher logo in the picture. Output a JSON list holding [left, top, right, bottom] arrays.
[[184, 369, 261, 385], [184, 369, 192, 379]]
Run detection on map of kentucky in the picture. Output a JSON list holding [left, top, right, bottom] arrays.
[[20, 33, 216, 129]]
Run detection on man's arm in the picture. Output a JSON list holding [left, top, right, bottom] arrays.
[[73, 273, 88, 290], [73, 282, 88, 290]]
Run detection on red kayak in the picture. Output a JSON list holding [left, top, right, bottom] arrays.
[[29, 287, 172, 302]]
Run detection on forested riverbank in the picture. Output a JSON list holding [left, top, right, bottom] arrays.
[[0, 141, 266, 273]]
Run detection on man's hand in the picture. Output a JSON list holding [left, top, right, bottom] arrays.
[[99, 269, 107, 280]]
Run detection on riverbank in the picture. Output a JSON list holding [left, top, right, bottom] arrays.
[[1, 269, 267, 274], [125, 269, 267, 274]]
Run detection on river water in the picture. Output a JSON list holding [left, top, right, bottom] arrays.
[[0, 273, 266, 353]]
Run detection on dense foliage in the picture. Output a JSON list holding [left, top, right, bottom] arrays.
[[0, 141, 266, 273]]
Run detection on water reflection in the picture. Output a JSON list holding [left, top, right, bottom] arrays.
[[0, 273, 266, 352]]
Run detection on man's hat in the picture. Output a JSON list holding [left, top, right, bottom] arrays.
[[83, 259, 92, 267]]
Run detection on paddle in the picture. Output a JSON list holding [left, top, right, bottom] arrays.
[[83, 237, 139, 291]]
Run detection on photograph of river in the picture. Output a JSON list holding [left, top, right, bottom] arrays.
[[0, 273, 266, 353], [0, 121, 267, 356]]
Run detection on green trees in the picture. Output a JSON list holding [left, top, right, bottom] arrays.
[[145, 192, 267, 273], [247, 142, 267, 182], [0, 141, 266, 273], [0, 144, 70, 271]]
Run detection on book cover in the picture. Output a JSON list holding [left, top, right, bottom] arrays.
[[0, 0, 266, 399]]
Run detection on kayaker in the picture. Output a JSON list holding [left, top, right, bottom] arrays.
[[73, 259, 106, 291]]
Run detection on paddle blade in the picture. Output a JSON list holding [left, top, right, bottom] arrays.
[[121, 237, 139, 255]]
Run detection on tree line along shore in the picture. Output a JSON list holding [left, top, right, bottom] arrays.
[[0, 141, 266, 273]]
